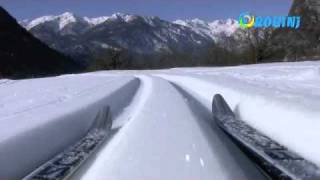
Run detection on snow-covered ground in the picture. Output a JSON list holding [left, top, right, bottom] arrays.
[[0, 61, 319, 179]]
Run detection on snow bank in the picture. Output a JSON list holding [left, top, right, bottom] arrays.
[[0, 75, 140, 179], [158, 69, 320, 167]]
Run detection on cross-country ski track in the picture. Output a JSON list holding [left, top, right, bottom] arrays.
[[1, 61, 320, 179]]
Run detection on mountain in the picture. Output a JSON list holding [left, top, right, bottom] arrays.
[[0, 7, 81, 79], [21, 13, 221, 66], [269, 0, 320, 61], [16, 0, 320, 70], [173, 18, 239, 41], [21, 12, 239, 67], [23, 12, 91, 34], [287, 0, 320, 59]]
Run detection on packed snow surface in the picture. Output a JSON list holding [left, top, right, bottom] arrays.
[[0, 61, 320, 179]]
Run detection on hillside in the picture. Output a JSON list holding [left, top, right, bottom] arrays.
[[0, 7, 81, 79], [269, 0, 320, 61]]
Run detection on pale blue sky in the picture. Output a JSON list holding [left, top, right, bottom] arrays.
[[0, 0, 293, 21]]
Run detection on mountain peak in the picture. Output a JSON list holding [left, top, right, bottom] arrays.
[[84, 16, 110, 26], [112, 12, 127, 17], [174, 18, 208, 26], [24, 15, 56, 30], [22, 12, 83, 30], [174, 18, 239, 40], [22, 12, 143, 30], [189, 18, 208, 25], [83, 13, 137, 26], [208, 19, 239, 37], [110, 12, 137, 22], [57, 12, 78, 29], [21, 12, 241, 43], [60, 12, 74, 17]]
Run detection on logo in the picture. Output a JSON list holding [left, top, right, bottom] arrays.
[[239, 12, 255, 28], [239, 12, 301, 29]]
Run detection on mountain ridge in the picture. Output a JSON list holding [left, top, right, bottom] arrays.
[[0, 7, 81, 79], [21, 12, 241, 67], [19, 12, 242, 68], [18, 0, 320, 70], [21, 12, 239, 42]]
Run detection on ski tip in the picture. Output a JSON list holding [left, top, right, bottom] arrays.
[[90, 105, 112, 132], [212, 94, 234, 118]]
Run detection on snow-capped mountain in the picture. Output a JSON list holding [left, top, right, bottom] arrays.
[[24, 12, 83, 30], [174, 18, 239, 41], [83, 13, 140, 26], [22, 13, 240, 43], [22, 12, 92, 36], [21, 12, 218, 64], [83, 16, 110, 26]]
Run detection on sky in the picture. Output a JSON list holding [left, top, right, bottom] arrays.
[[0, 0, 293, 21]]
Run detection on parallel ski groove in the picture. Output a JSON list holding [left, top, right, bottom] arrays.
[[212, 94, 320, 180], [23, 106, 114, 180]]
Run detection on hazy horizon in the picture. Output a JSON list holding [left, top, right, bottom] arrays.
[[0, 0, 292, 21]]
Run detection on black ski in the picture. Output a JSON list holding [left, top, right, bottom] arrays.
[[23, 106, 116, 180], [212, 94, 320, 180]]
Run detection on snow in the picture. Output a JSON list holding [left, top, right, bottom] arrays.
[[23, 12, 79, 30], [174, 18, 239, 40], [0, 74, 140, 179], [84, 13, 157, 26], [109, 13, 136, 23], [58, 12, 78, 29], [174, 19, 188, 26], [21, 12, 239, 43], [1, 61, 320, 179], [25, 15, 56, 30], [84, 12, 137, 26], [84, 16, 111, 26], [209, 19, 239, 37], [174, 19, 213, 39], [72, 75, 263, 180], [23, 12, 142, 30], [156, 61, 320, 167]]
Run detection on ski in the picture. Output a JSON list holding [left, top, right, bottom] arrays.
[[23, 106, 116, 180], [212, 94, 320, 180]]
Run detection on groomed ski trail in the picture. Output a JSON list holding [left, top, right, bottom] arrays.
[[156, 73, 320, 168], [72, 75, 265, 180]]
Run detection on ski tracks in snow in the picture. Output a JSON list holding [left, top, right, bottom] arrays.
[[73, 75, 265, 180], [2, 62, 320, 179], [112, 75, 153, 129], [156, 73, 320, 169]]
